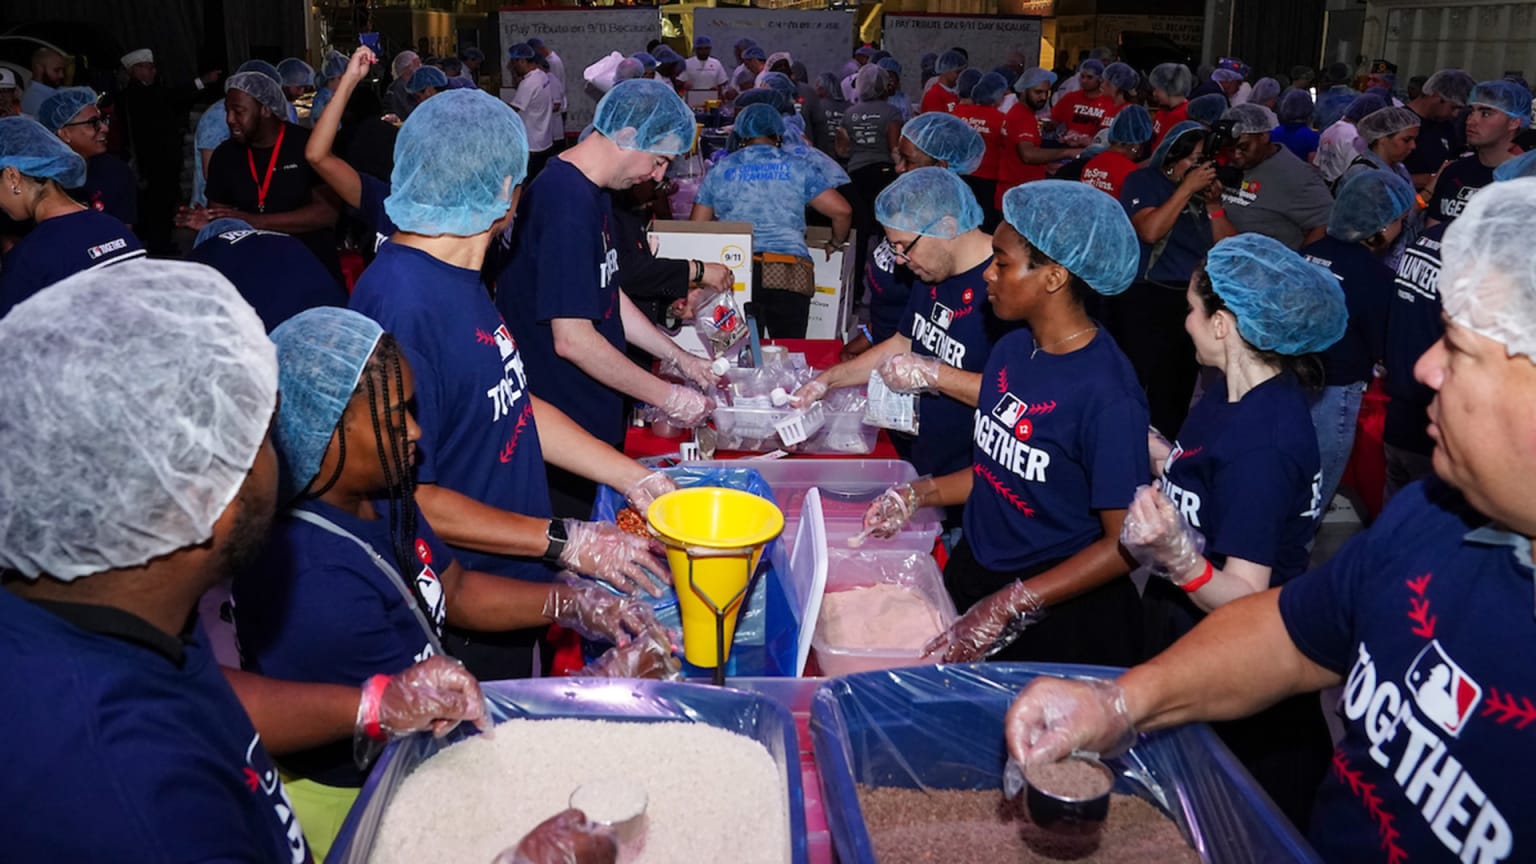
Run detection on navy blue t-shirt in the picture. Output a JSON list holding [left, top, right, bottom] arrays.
[[1427, 155, 1494, 226], [71, 153, 139, 227], [356, 171, 398, 252], [498, 157, 628, 447], [0, 593, 310, 863], [1279, 478, 1532, 864], [350, 242, 555, 580], [1403, 115, 1460, 177], [0, 209, 144, 317], [190, 227, 346, 332], [1272, 123, 1321, 162], [1121, 167, 1213, 284], [1384, 223, 1447, 454], [898, 256, 1013, 479], [1148, 372, 1323, 643], [1302, 236, 1393, 386], [234, 499, 450, 787], [965, 327, 1149, 571], [865, 237, 917, 344]]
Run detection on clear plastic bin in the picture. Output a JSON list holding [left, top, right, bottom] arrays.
[[329, 678, 809, 864], [810, 665, 1321, 864], [712, 404, 875, 455], [811, 549, 958, 677]]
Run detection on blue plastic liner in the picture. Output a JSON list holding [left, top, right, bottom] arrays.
[[593, 466, 800, 677], [328, 678, 809, 864], [810, 664, 1321, 864]]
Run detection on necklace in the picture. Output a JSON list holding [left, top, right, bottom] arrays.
[[1032, 326, 1098, 359]]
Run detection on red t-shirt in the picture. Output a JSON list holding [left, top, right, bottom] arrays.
[[1152, 102, 1190, 147], [1080, 150, 1140, 200], [920, 82, 959, 115], [1096, 100, 1128, 134], [951, 104, 1007, 180], [995, 102, 1046, 209], [1051, 90, 1115, 139]]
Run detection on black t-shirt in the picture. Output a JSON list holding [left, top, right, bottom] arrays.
[[1402, 114, 1458, 176], [206, 122, 339, 274], [1425, 154, 1494, 225]]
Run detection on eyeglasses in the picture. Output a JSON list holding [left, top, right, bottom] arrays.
[[891, 235, 922, 261], [61, 114, 110, 131]]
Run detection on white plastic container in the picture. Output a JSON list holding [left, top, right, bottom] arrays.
[[811, 548, 957, 677]]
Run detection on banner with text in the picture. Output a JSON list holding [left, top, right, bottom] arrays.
[[690, 8, 856, 82], [882, 13, 1043, 104], [499, 8, 661, 132]]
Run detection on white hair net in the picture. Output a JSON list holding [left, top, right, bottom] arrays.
[[0, 260, 277, 581], [227, 71, 288, 116], [1150, 63, 1194, 98], [1439, 177, 1536, 360], [855, 64, 889, 102], [594, 78, 696, 156], [387, 89, 528, 236], [1222, 103, 1279, 135], [1357, 106, 1420, 143]]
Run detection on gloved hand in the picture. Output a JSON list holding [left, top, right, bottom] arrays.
[[876, 353, 942, 394], [543, 577, 665, 646], [789, 377, 829, 409], [1003, 677, 1138, 768], [859, 481, 923, 540], [491, 809, 618, 864], [1120, 485, 1207, 585], [667, 353, 721, 392], [559, 519, 672, 598], [355, 655, 490, 751], [922, 580, 1044, 663], [623, 470, 677, 515], [658, 384, 712, 427], [1147, 428, 1173, 476], [578, 627, 682, 680]]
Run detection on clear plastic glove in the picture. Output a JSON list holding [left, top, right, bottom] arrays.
[[1003, 677, 1137, 767], [491, 808, 617, 864], [559, 519, 672, 598], [1120, 485, 1207, 585], [922, 580, 1045, 663], [789, 377, 828, 409], [577, 627, 683, 680], [658, 384, 712, 427], [668, 353, 720, 392], [876, 353, 942, 394], [543, 577, 665, 646], [353, 655, 490, 770], [859, 481, 923, 540], [699, 262, 734, 292], [623, 470, 677, 514]]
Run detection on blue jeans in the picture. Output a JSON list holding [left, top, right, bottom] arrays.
[[1310, 381, 1367, 520]]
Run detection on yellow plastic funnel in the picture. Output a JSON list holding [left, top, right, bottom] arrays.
[[647, 488, 784, 673]]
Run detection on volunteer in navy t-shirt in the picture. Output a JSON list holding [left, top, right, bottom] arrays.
[[191, 226, 347, 331], [0, 209, 144, 317]]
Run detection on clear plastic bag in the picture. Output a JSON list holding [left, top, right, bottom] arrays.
[[692, 289, 749, 358], [810, 664, 1321, 864], [863, 370, 920, 435]]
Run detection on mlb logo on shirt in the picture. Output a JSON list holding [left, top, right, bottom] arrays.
[[1405, 640, 1482, 737], [931, 303, 955, 330], [494, 325, 516, 361], [993, 393, 1026, 426]]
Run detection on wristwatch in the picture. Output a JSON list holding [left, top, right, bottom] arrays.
[[541, 518, 568, 566]]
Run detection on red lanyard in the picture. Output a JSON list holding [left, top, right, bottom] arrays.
[[246, 124, 286, 213]]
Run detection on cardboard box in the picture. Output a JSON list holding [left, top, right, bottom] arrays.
[[805, 225, 857, 341], [650, 220, 753, 355]]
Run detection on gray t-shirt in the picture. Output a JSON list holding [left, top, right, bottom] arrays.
[[841, 101, 903, 173], [1220, 145, 1335, 250]]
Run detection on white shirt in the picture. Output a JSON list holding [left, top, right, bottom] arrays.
[[681, 56, 728, 91], [1316, 119, 1364, 183], [511, 68, 555, 152], [545, 51, 565, 87]]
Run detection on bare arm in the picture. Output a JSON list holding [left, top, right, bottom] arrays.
[[689, 202, 714, 222], [551, 317, 673, 406], [884, 119, 902, 156], [932, 366, 983, 407], [1184, 556, 1273, 614], [222, 668, 358, 755], [414, 482, 552, 558], [809, 187, 852, 246], [1019, 510, 1136, 607], [835, 126, 852, 159], [210, 186, 340, 234], [530, 394, 650, 492], [439, 560, 556, 633], [1301, 224, 1328, 247], [904, 467, 976, 509], [1017, 139, 1082, 165], [304, 46, 375, 209], [816, 333, 912, 390], [1130, 163, 1213, 244], [618, 290, 695, 365]]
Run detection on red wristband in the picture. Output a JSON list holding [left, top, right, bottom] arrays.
[[1208, 208, 1226, 219], [1180, 559, 1215, 593], [361, 674, 391, 742]]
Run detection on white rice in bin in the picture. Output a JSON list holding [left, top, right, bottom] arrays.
[[367, 718, 790, 864]]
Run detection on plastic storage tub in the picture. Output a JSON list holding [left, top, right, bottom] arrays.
[[712, 404, 876, 455], [330, 678, 809, 864], [811, 548, 958, 677], [810, 665, 1321, 864]]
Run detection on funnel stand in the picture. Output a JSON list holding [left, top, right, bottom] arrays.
[[686, 554, 752, 686]]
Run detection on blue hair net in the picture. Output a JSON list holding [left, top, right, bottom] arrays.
[[1108, 105, 1154, 144], [1078, 59, 1105, 77], [36, 87, 99, 133], [1016, 67, 1057, 92], [271, 307, 385, 501], [1223, 102, 1279, 135], [760, 72, 797, 104], [460, 47, 485, 63], [971, 72, 1007, 106], [407, 65, 448, 94], [1002, 180, 1138, 296], [1493, 148, 1536, 181], [1251, 77, 1282, 105], [694, 35, 712, 48], [1470, 80, 1533, 127], [956, 68, 982, 99], [595, 78, 695, 155], [877, 57, 901, 76], [1205, 234, 1347, 355], [1329, 169, 1415, 242], [652, 45, 684, 66], [875, 166, 982, 238], [440, 58, 463, 77], [526, 38, 546, 50], [387, 89, 527, 236], [733, 103, 785, 141], [936, 50, 967, 75], [277, 58, 314, 88], [735, 86, 793, 115], [901, 113, 984, 175], [1149, 121, 1205, 171], [1344, 93, 1387, 122], [226, 71, 288, 116], [1150, 63, 1194, 98], [236, 59, 283, 85], [508, 43, 535, 61], [320, 50, 348, 82], [1211, 68, 1243, 84], [856, 46, 876, 59], [1277, 89, 1314, 124], [632, 52, 657, 71], [1187, 93, 1229, 126], [0, 116, 86, 187], [735, 38, 758, 53], [615, 58, 645, 82], [194, 217, 254, 248], [1103, 62, 1139, 93], [741, 45, 766, 62]]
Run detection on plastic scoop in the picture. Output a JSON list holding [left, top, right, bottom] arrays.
[[570, 778, 648, 862]]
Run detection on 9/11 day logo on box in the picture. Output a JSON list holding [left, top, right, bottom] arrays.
[[1405, 640, 1482, 737]]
